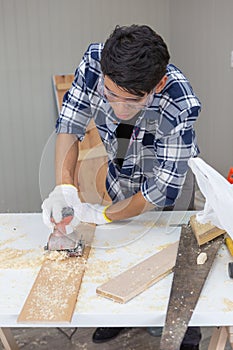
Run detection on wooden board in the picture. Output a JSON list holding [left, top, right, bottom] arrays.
[[17, 223, 95, 323], [52, 74, 104, 152], [96, 241, 178, 303], [190, 214, 225, 246], [52, 74, 74, 111], [0, 328, 19, 350], [208, 327, 228, 350], [52, 74, 111, 204]]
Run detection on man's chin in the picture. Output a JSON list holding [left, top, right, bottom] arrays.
[[116, 113, 137, 121]]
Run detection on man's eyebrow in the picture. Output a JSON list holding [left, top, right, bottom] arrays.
[[104, 84, 119, 97]]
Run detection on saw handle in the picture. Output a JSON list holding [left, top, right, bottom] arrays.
[[228, 262, 233, 278], [225, 236, 233, 257], [226, 236, 233, 278], [227, 168, 233, 184], [51, 206, 74, 235]]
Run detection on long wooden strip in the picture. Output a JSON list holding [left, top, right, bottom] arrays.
[[17, 223, 95, 323], [96, 241, 178, 303]]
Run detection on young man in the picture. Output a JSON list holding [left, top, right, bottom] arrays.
[[42, 25, 201, 349]]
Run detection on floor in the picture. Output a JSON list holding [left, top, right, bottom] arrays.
[[0, 327, 232, 350]]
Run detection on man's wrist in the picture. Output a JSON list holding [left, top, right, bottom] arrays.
[[102, 205, 113, 223], [60, 183, 77, 188], [56, 182, 77, 189]]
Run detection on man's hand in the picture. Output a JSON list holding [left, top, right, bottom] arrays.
[[41, 184, 81, 230], [78, 203, 112, 225]]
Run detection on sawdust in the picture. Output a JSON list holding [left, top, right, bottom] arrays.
[[128, 230, 142, 235], [84, 258, 120, 283], [156, 243, 171, 251], [45, 250, 69, 261], [191, 215, 213, 228], [0, 234, 26, 248], [143, 221, 156, 228], [0, 247, 70, 269], [105, 248, 116, 254], [0, 247, 45, 269], [197, 252, 208, 265], [223, 298, 233, 312], [72, 341, 88, 349], [20, 257, 87, 321]]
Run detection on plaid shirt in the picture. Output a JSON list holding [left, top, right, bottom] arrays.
[[56, 43, 201, 207]]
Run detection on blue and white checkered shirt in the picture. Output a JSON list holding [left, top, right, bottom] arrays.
[[56, 43, 201, 207]]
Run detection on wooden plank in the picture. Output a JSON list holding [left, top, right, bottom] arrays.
[[96, 241, 178, 303], [78, 143, 107, 160], [52, 75, 105, 152], [53, 74, 110, 202], [17, 223, 95, 323], [190, 215, 225, 246], [52, 74, 74, 114], [56, 82, 73, 90], [227, 326, 233, 348], [0, 328, 19, 350], [208, 327, 228, 350], [76, 156, 111, 205]]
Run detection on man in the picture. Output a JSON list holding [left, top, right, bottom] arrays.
[[42, 25, 201, 349]]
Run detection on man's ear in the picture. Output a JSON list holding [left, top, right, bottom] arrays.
[[154, 75, 168, 93]]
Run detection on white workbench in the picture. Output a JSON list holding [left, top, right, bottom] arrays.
[[0, 211, 233, 330]]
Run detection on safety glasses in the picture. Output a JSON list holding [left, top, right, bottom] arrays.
[[97, 76, 154, 110]]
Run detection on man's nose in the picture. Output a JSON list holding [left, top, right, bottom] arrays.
[[112, 101, 130, 114]]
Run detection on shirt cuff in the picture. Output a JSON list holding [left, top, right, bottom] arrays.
[[141, 177, 179, 207]]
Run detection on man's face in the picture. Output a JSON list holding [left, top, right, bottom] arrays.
[[103, 76, 151, 121]]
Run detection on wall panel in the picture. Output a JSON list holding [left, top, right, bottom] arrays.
[[0, 0, 170, 211], [170, 0, 233, 176]]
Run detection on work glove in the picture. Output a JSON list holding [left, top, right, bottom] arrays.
[[78, 203, 112, 225], [41, 184, 81, 230]]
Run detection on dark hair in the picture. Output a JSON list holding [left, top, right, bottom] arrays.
[[101, 24, 170, 97]]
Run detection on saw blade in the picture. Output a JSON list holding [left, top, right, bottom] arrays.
[[159, 224, 224, 350]]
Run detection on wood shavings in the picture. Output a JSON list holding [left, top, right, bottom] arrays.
[[156, 243, 171, 251], [105, 248, 116, 254], [0, 247, 70, 269], [143, 221, 156, 228], [0, 234, 26, 248], [223, 298, 233, 312], [197, 252, 207, 265], [44, 250, 69, 261], [19, 257, 87, 322], [0, 247, 45, 269], [84, 258, 120, 284], [128, 230, 142, 235]]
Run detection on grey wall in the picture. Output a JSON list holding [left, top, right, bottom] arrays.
[[1, 0, 232, 212], [0, 0, 170, 212], [170, 0, 233, 176]]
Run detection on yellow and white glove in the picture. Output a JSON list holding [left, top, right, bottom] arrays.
[[78, 203, 112, 225], [41, 184, 81, 230]]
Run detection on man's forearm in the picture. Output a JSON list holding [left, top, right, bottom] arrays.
[[55, 133, 79, 186], [105, 191, 156, 221]]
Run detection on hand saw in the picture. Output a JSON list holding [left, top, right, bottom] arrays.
[[159, 223, 224, 350], [44, 207, 85, 257]]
